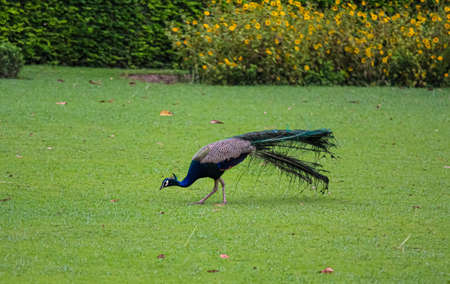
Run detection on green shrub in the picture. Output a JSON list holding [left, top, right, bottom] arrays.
[[0, 42, 24, 78], [169, 0, 448, 87], [0, 0, 203, 68]]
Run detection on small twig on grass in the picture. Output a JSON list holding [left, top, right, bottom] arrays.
[[183, 225, 198, 247], [397, 234, 411, 252]]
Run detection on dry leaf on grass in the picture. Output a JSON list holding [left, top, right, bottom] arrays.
[[99, 99, 114, 103], [57, 79, 64, 83], [207, 269, 219, 273], [210, 120, 224, 124], [220, 254, 229, 259], [89, 80, 101, 85], [0, 197, 11, 202], [56, 102, 67, 105], [16, 154, 23, 159], [160, 110, 173, 116], [320, 267, 334, 274], [110, 199, 119, 203]]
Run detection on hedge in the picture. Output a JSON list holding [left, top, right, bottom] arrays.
[[0, 0, 203, 68]]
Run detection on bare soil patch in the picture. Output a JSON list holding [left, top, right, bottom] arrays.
[[125, 73, 190, 84]]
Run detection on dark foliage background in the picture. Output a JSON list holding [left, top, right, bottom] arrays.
[[0, 0, 203, 68]]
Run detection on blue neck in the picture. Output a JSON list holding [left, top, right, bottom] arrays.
[[177, 176, 196, 187], [174, 160, 205, 188]]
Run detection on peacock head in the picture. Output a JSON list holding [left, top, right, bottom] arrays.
[[159, 173, 179, 190]]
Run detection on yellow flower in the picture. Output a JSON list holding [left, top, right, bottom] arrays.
[[192, 20, 198, 25], [295, 46, 300, 51], [238, 56, 243, 61], [445, 73, 448, 78], [266, 48, 272, 55], [348, 67, 353, 72], [204, 11, 210, 16], [256, 34, 262, 40], [437, 56, 443, 61], [361, 58, 367, 63], [354, 48, 360, 54], [224, 58, 231, 65], [433, 37, 439, 43], [255, 23, 261, 29], [335, 0, 340, 4], [382, 57, 388, 63], [275, 38, 280, 44], [203, 24, 209, 29], [229, 24, 237, 31], [199, 52, 204, 57], [265, 19, 271, 26], [244, 39, 250, 45], [370, 13, 377, 21], [171, 27, 179, 32], [175, 41, 181, 46], [418, 50, 423, 54], [202, 65, 207, 70], [294, 39, 301, 45], [271, 11, 278, 16], [304, 65, 310, 71], [245, 24, 251, 30]]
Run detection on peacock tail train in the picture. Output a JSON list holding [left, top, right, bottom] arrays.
[[234, 129, 336, 192]]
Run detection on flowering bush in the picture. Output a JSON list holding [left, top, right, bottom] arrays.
[[169, 0, 449, 87]]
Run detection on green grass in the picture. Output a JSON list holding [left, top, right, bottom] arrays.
[[0, 65, 449, 283]]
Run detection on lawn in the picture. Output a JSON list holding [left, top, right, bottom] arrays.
[[0, 65, 449, 283]]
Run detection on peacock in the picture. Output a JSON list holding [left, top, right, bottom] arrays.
[[160, 129, 336, 204]]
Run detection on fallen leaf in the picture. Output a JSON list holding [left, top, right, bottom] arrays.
[[157, 254, 165, 259], [160, 110, 173, 116], [56, 101, 67, 105], [214, 203, 225, 207], [207, 269, 219, 273], [29, 133, 33, 136], [0, 197, 11, 202], [320, 267, 334, 274], [288, 106, 292, 110], [110, 199, 119, 203], [376, 104, 381, 109], [159, 211, 165, 215], [220, 254, 229, 259], [57, 79, 64, 83], [412, 205, 421, 209], [47, 146, 53, 150], [129, 81, 136, 86], [444, 166, 450, 169], [99, 99, 114, 103], [210, 120, 224, 124], [349, 100, 360, 104], [16, 154, 23, 159], [89, 80, 101, 85]]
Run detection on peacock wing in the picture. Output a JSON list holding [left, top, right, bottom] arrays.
[[194, 138, 255, 164]]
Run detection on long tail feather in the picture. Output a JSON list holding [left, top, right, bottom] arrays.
[[236, 129, 336, 192]]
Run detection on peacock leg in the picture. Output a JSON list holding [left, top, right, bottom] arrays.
[[191, 179, 218, 205], [219, 178, 226, 204]]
